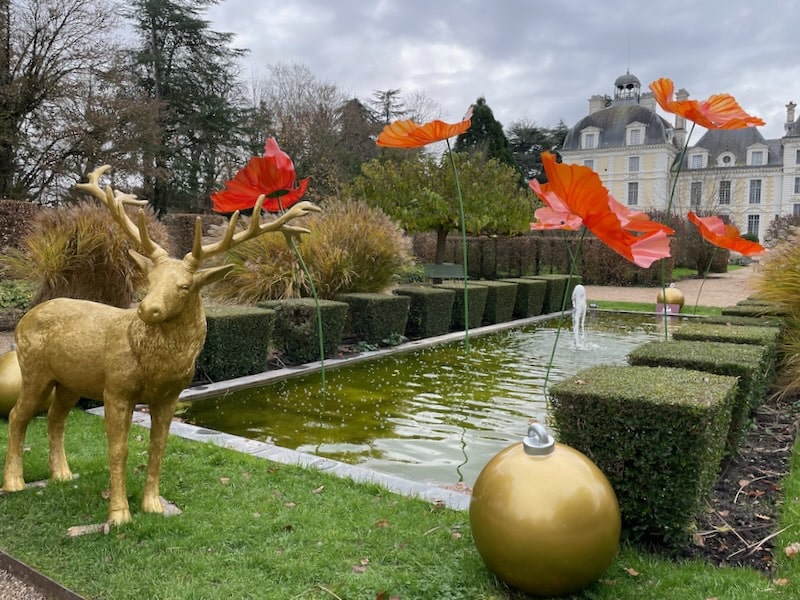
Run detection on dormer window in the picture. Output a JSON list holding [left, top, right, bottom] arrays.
[[747, 144, 768, 166], [690, 154, 704, 169], [580, 127, 600, 150], [625, 122, 645, 146]]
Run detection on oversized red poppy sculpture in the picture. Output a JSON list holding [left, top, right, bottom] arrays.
[[688, 212, 766, 257], [377, 108, 474, 348], [650, 78, 766, 130], [212, 138, 310, 214], [530, 152, 672, 268]]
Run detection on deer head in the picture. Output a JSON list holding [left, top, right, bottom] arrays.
[[76, 165, 320, 324]]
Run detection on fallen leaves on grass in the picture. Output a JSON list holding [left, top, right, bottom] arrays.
[[784, 542, 800, 557], [352, 558, 369, 573]]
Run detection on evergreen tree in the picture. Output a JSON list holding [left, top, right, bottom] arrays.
[[454, 97, 521, 182], [127, 0, 251, 213], [370, 89, 406, 125], [508, 118, 569, 183], [335, 98, 382, 183]]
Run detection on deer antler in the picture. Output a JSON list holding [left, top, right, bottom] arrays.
[[185, 194, 320, 268], [75, 166, 168, 262]]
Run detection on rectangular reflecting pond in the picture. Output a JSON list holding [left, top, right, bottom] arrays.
[[179, 312, 673, 488]]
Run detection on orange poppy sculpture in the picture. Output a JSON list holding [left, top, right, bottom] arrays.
[[687, 211, 766, 257], [649, 78, 765, 130], [211, 138, 310, 214], [376, 108, 473, 148], [530, 152, 672, 268]]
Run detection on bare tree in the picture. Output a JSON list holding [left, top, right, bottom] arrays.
[[250, 62, 348, 201], [0, 0, 118, 201]]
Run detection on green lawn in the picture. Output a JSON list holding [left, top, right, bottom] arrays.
[[1, 409, 799, 599]]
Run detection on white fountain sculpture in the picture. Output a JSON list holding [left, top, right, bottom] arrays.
[[571, 284, 587, 345]]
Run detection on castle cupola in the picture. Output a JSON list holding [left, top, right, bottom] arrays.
[[613, 71, 641, 105]]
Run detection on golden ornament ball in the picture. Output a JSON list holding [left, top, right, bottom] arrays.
[[0, 350, 52, 418], [469, 424, 620, 597], [656, 286, 685, 307]]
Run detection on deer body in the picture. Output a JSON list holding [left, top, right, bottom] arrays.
[[2, 165, 318, 525]]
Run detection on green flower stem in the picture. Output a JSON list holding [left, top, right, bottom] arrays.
[[445, 139, 470, 353], [288, 237, 326, 391], [659, 122, 696, 339], [542, 229, 586, 402], [692, 253, 715, 315]]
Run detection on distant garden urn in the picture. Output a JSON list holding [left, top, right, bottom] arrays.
[[469, 424, 620, 597], [656, 285, 685, 309]]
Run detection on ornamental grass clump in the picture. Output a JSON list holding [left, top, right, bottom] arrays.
[[209, 200, 412, 304], [0, 201, 171, 308]]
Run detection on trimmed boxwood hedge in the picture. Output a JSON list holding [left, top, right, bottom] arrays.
[[337, 292, 411, 344], [550, 365, 737, 548], [259, 298, 348, 365], [394, 285, 455, 339], [627, 340, 773, 449], [196, 306, 275, 381], [475, 280, 517, 325], [525, 274, 582, 314], [433, 282, 489, 330], [499, 277, 546, 318]]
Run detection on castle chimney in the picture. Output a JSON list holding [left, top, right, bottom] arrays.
[[787, 101, 797, 133]]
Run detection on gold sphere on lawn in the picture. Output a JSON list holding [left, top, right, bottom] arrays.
[[469, 424, 620, 597], [656, 286, 685, 307]]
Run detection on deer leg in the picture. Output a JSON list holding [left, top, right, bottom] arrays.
[[141, 397, 179, 514], [103, 398, 135, 526], [47, 386, 80, 482], [3, 381, 54, 492]]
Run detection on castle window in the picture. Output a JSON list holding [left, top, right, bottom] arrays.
[[750, 150, 764, 166], [690, 154, 703, 169], [718, 180, 731, 205], [628, 156, 639, 172], [628, 128, 642, 145], [796, 149, 800, 165], [795, 176, 800, 194], [583, 159, 594, 170], [749, 179, 762, 204], [627, 182, 638, 206], [794, 204, 800, 217], [747, 214, 760, 238], [690, 182, 702, 208], [582, 132, 597, 149]]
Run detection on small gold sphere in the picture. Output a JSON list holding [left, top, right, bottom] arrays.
[[656, 287, 685, 307], [0, 350, 52, 418], [469, 432, 620, 597]]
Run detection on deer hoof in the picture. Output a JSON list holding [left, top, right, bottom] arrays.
[[51, 468, 73, 482], [2, 476, 25, 492], [141, 494, 165, 514], [107, 508, 132, 526]]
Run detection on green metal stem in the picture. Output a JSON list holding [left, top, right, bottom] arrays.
[[446, 139, 470, 352]]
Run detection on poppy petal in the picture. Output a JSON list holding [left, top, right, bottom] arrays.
[[649, 78, 765, 130], [530, 207, 583, 230], [688, 211, 766, 257], [376, 109, 472, 148]]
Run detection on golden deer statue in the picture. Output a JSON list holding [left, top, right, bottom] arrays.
[[2, 165, 319, 525]]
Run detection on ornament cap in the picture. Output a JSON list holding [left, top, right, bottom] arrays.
[[523, 423, 555, 456]]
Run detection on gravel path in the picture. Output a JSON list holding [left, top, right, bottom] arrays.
[[583, 264, 760, 308]]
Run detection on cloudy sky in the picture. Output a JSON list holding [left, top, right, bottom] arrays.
[[207, 0, 798, 142]]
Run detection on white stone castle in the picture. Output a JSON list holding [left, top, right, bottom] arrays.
[[559, 72, 800, 243]]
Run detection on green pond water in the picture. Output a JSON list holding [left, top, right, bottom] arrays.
[[180, 312, 672, 487]]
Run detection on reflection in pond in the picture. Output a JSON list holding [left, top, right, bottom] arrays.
[[180, 313, 670, 487]]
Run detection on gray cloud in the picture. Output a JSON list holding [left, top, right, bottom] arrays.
[[208, 0, 798, 140]]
